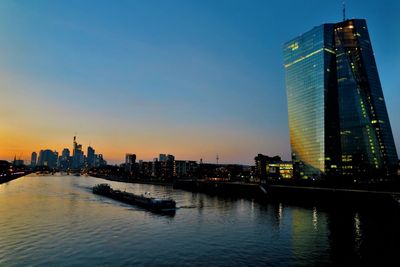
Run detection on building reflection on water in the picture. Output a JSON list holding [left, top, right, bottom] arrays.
[[327, 205, 400, 266], [255, 200, 400, 266]]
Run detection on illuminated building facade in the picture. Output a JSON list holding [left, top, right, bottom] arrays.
[[284, 19, 398, 180], [267, 162, 294, 179], [254, 154, 293, 181]]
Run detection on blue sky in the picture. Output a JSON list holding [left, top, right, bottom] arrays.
[[0, 0, 399, 164]]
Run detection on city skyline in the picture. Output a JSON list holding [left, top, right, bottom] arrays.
[[25, 136, 228, 166], [1, 0, 399, 165]]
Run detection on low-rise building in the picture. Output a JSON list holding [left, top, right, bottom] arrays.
[[254, 154, 293, 182], [174, 160, 198, 178], [266, 161, 293, 179]]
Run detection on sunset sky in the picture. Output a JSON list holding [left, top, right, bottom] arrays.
[[1, 0, 399, 164]]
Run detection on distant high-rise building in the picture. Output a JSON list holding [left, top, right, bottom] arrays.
[[62, 148, 70, 158], [166, 154, 175, 162], [95, 154, 106, 167], [159, 154, 175, 179], [31, 152, 37, 167], [152, 158, 161, 177], [72, 136, 84, 170], [284, 19, 398, 180], [59, 148, 71, 170], [125, 154, 136, 164], [37, 149, 58, 169], [159, 154, 167, 162], [87, 146, 95, 168], [124, 153, 136, 173], [159, 154, 174, 162]]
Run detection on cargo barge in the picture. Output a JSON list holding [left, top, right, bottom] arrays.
[[93, 183, 176, 213]]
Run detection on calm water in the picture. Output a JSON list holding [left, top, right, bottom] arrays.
[[1, 174, 399, 266]]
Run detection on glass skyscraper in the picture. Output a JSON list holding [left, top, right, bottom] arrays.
[[284, 19, 398, 180]]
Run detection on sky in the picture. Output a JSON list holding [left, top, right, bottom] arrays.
[[0, 0, 399, 165]]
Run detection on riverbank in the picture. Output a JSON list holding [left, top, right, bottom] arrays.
[[0, 171, 31, 185], [173, 180, 400, 207], [87, 174, 400, 207], [89, 173, 173, 186]]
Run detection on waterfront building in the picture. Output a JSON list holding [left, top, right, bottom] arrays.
[[198, 163, 219, 179], [125, 154, 136, 173], [152, 158, 161, 178], [166, 154, 175, 162], [161, 154, 175, 179], [223, 164, 246, 181], [254, 154, 292, 181], [155, 154, 175, 179], [174, 160, 198, 178], [255, 154, 282, 181], [159, 154, 167, 162], [266, 162, 294, 179], [139, 161, 153, 178], [31, 152, 37, 167], [284, 19, 398, 180]]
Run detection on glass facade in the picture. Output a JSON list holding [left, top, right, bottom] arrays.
[[284, 19, 398, 179]]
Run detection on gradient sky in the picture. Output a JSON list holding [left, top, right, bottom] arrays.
[[0, 0, 399, 164]]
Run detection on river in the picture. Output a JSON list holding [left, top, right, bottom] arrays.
[[0, 174, 399, 266]]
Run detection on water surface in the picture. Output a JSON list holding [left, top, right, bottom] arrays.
[[0, 174, 399, 266]]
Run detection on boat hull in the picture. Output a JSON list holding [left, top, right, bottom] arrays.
[[93, 184, 176, 213]]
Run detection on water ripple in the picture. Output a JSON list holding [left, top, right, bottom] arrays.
[[1, 174, 400, 266]]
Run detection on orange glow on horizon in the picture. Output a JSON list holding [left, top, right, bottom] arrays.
[[0, 128, 287, 165], [0, 71, 290, 165]]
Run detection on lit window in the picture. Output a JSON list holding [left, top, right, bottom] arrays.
[[289, 42, 299, 51]]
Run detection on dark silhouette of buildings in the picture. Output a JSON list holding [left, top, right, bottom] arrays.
[[31, 152, 37, 167], [37, 149, 58, 169], [59, 148, 71, 170], [87, 146, 95, 168], [175, 160, 197, 178], [124, 154, 136, 174], [72, 136, 84, 170]]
